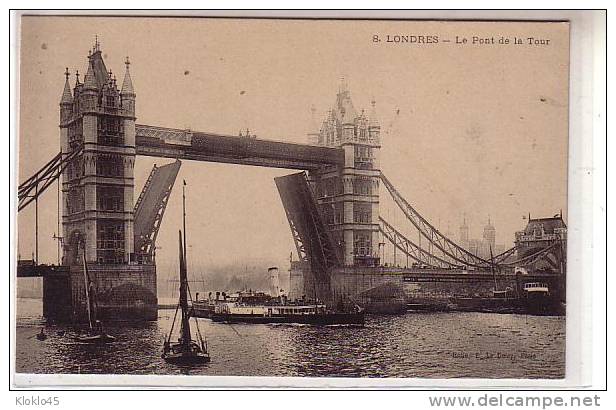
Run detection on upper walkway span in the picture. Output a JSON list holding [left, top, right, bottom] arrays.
[[135, 124, 345, 170]]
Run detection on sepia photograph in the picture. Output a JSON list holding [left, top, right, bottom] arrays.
[[12, 13, 575, 386]]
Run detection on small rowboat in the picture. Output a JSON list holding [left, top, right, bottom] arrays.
[[74, 332, 116, 344]]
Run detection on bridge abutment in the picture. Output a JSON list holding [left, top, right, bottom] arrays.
[[43, 264, 157, 323]]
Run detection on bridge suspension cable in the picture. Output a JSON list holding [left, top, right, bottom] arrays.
[[18, 148, 81, 212], [379, 217, 460, 269], [491, 245, 518, 264], [380, 172, 493, 268], [496, 241, 561, 268], [379, 172, 564, 271]]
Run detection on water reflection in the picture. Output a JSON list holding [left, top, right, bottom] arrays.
[[16, 299, 565, 378]]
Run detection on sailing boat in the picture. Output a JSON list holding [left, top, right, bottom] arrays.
[[162, 181, 210, 365], [74, 245, 115, 343]]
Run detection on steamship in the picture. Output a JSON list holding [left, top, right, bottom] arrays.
[[191, 268, 365, 326]]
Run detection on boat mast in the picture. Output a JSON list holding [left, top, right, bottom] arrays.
[[182, 180, 187, 272], [178, 230, 191, 347], [179, 179, 193, 347], [489, 245, 497, 291], [82, 245, 93, 330]]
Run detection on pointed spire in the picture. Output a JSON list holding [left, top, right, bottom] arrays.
[[321, 109, 329, 128], [369, 98, 380, 128], [121, 56, 135, 95], [307, 105, 320, 144], [339, 75, 349, 95], [83, 59, 97, 91], [60, 67, 73, 104], [309, 104, 319, 133], [486, 215, 494, 228], [93, 34, 100, 53], [75, 69, 80, 85]]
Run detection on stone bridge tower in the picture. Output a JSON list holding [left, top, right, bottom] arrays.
[[52, 41, 156, 322], [308, 79, 381, 268]]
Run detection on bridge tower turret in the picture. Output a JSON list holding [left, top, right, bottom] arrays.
[[59, 68, 73, 124], [121, 56, 136, 260], [79, 54, 99, 262], [59, 68, 73, 250]]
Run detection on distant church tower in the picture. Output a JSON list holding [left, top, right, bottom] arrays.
[[459, 215, 469, 247], [483, 217, 496, 249], [308, 77, 381, 267]]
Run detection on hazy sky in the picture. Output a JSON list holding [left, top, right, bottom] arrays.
[[17, 17, 569, 270]]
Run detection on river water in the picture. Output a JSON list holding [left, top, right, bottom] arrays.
[[15, 298, 565, 378]]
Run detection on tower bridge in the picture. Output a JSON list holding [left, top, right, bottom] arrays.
[[17, 43, 566, 321]]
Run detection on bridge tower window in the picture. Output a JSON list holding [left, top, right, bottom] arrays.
[[97, 185, 124, 212], [96, 220, 125, 264], [353, 178, 372, 195], [96, 154, 124, 177], [97, 115, 124, 146], [354, 146, 373, 169], [353, 202, 372, 224], [353, 231, 372, 257]]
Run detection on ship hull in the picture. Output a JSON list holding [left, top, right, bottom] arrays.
[[162, 352, 211, 365], [210, 312, 365, 326], [191, 305, 215, 319], [524, 293, 565, 316], [448, 295, 564, 316], [448, 297, 525, 314]]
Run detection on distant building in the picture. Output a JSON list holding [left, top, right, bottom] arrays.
[[459, 217, 506, 260], [483, 217, 496, 249], [459, 217, 469, 244], [515, 214, 567, 258]]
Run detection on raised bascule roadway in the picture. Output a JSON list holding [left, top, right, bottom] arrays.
[[16, 43, 566, 321]]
